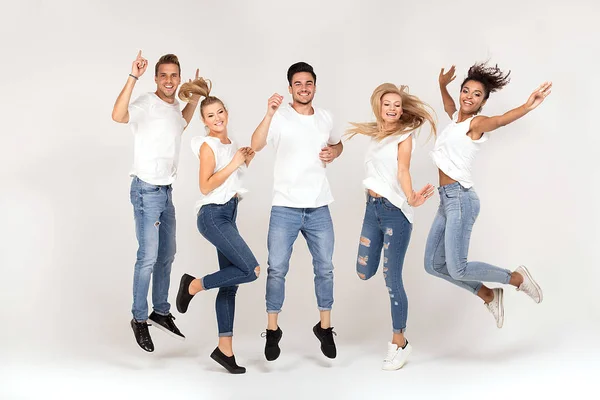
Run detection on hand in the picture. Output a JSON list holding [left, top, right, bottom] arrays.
[[232, 148, 248, 167], [267, 93, 284, 117], [319, 144, 337, 164], [407, 184, 435, 207], [524, 81, 552, 111], [187, 68, 201, 104], [242, 147, 255, 164], [439, 65, 456, 87], [131, 50, 148, 78]]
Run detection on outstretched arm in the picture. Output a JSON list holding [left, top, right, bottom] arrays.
[[439, 65, 457, 119], [470, 81, 552, 137], [112, 50, 148, 123]]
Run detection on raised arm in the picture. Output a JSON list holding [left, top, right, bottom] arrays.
[[251, 93, 283, 151], [181, 68, 201, 128], [469, 81, 552, 137], [397, 136, 434, 207], [112, 51, 148, 123], [199, 144, 249, 195], [439, 65, 457, 119]]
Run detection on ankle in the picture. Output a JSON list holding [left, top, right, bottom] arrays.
[[510, 271, 524, 288], [189, 279, 203, 295]]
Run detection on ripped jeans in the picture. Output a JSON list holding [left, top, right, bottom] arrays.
[[197, 197, 260, 337], [356, 194, 412, 333], [130, 176, 176, 322]]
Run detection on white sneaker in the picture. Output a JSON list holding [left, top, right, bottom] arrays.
[[382, 341, 412, 371], [515, 265, 543, 303], [485, 288, 504, 328]]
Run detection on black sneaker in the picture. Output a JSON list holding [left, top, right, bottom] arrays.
[[210, 347, 246, 374], [131, 319, 154, 352], [176, 273, 196, 313], [262, 327, 283, 361], [313, 322, 337, 359], [148, 312, 185, 340]]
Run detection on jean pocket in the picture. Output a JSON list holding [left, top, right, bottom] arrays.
[[443, 186, 460, 199], [382, 197, 400, 211]]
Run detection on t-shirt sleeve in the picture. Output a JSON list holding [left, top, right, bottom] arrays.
[[325, 110, 341, 145], [127, 94, 149, 126], [266, 111, 282, 147], [190, 136, 207, 159]]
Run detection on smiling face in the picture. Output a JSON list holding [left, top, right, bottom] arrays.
[[459, 80, 487, 114], [380, 92, 403, 127], [288, 71, 316, 105], [154, 63, 181, 100], [201, 101, 228, 134]]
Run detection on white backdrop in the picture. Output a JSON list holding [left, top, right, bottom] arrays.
[[2, 0, 599, 398]]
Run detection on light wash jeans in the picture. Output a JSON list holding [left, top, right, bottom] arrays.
[[266, 206, 335, 313], [424, 183, 511, 294], [130, 176, 175, 322], [356, 194, 412, 333]]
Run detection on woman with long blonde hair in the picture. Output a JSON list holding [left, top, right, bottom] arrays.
[[347, 83, 436, 370], [175, 76, 259, 374]]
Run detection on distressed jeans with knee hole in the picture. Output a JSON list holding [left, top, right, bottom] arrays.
[[423, 183, 511, 294], [197, 197, 260, 336], [356, 194, 412, 333], [130, 176, 176, 322]]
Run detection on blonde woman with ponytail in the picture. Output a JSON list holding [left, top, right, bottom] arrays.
[[347, 83, 436, 370], [175, 77, 259, 374]]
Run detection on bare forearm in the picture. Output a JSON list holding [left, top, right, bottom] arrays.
[[439, 84, 456, 116], [251, 115, 272, 151], [331, 141, 343, 158], [398, 169, 414, 201], [497, 104, 529, 127], [182, 101, 198, 127], [200, 162, 239, 194], [112, 76, 137, 123]]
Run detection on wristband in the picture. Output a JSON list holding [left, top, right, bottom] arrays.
[[129, 74, 139, 80]]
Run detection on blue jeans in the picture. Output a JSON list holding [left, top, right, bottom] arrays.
[[130, 176, 176, 322], [356, 194, 412, 333], [266, 206, 335, 313], [197, 197, 259, 336], [424, 182, 511, 294]]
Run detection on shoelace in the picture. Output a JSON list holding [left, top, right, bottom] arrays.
[[138, 322, 152, 345], [322, 328, 337, 345], [384, 346, 399, 362]]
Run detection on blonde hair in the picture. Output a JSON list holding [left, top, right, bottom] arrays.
[[346, 83, 436, 141], [178, 77, 225, 117]]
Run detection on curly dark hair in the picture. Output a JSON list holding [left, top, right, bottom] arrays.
[[461, 62, 511, 99]]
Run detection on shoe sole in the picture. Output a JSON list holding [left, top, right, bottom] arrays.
[[176, 274, 195, 314], [382, 344, 412, 371], [147, 319, 186, 341], [518, 265, 543, 303], [497, 289, 504, 329]]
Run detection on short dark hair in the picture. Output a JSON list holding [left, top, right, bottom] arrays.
[[287, 62, 316, 86], [460, 62, 511, 100], [155, 54, 181, 76]]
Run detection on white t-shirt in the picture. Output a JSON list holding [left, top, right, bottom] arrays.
[[430, 112, 488, 188], [363, 133, 415, 223], [191, 135, 248, 214], [267, 104, 341, 208], [127, 92, 187, 185]]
